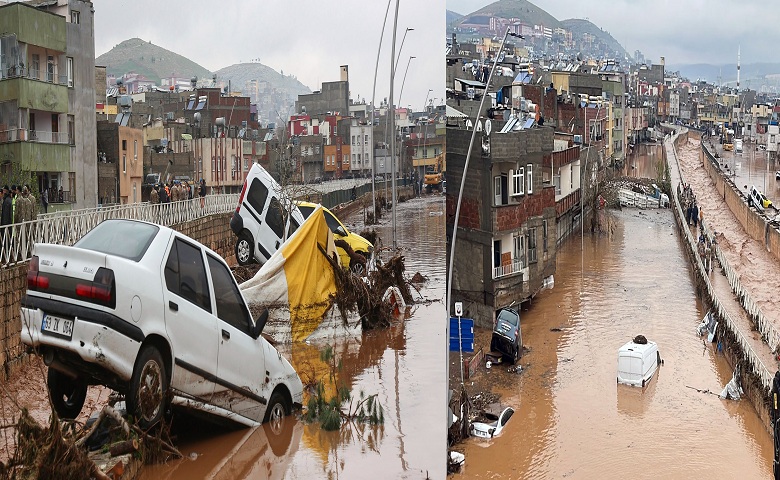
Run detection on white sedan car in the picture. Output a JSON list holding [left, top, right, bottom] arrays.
[[21, 219, 303, 429]]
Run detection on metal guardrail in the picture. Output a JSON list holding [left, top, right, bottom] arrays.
[[618, 189, 667, 209], [0, 194, 238, 266], [670, 132, 774, 390]]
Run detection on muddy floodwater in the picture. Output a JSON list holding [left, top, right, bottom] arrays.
[[452, 207, 773, 479], [142, 194, 447, 480]]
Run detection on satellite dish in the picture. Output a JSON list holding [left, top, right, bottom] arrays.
[[466, 119, 473, 129], [476, 120, 483, 132], [485, 119, 492, 136]]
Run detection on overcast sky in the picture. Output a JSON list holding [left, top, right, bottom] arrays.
[[447, 0, 780, 67], [94, 0, 444, 112]]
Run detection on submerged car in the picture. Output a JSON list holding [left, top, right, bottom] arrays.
[[296, 201, 373, 273], [21, 219, 303, 429], [748, 185, 772, 211], [617, 336, 660, 388], [490, 307, 522, 364], [470, 407, 514, 438]]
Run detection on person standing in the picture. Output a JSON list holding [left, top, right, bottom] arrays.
[[25, 185, 36, 219], [17, 186, 32, 223], [1, 186, 11, 226], [41, 187, 48, 214], [150, 184, 160, 204], [158, 183, 169, 203], [10, 185, 17, 224], [199, 179, 206, 209]]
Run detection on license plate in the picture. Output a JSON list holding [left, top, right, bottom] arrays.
[[42, 314, 74, 339]]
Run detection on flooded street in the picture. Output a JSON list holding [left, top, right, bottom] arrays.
[[142, 194, 447, 479], [452, 182, 772, 476]]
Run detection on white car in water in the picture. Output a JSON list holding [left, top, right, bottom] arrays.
[[21, 219, 303, 429]]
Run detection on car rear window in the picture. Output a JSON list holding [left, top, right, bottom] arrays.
[[497, 309, 519, 326], [75, 220, 158, 262], [298, 205, 314, 219]]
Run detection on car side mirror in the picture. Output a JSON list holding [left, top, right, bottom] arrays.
[[336, 226, 347, 237], [251, 307, 269, 339]]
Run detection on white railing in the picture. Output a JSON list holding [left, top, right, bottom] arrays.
[[0, 128, 70, 144], [493, 260, 523, 279], [0, 194, 239, 266], [618, 189, 666, 209]]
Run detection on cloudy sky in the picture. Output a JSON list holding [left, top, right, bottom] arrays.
[[94, 0, 444, 112], [447, 0, 780, 67]]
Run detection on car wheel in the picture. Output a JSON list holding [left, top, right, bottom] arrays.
[[263, 390, 293, 456], [235, 232, 254, 266], [47, 368, 87, 419], [349, 252, 367, 275], [128, 346, 168, 429]]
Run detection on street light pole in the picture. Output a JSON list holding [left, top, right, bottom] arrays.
[[398, 56, 416, 107], [389, 0, 400, 249], [444, 24, 523, 432], [369, 0, 393, 223]]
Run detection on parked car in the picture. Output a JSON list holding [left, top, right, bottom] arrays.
[[20, 219, 303, 429], [748, 185, 772, 211], [490, 307, 522, 364], [231, 163, 305, 266], [296, 201, 374, 273]]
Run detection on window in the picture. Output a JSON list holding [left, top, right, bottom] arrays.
[[364, 134, 369, 144], [543, 219, 549, 253], [66, 57, 73, 87], [122, 139, 127, 151], [528, 228, 537, 263], [526, 164, 533, 194], [67, 115, 75, 145], [511, 167, 524, 196], [122, 154, 126, 173], [266, 196, 286, 239], [494, 174, 508, 206], [165, 238, 211, 313], [134, 140, 138, 162], [47, 56, 54, 83], [351, 135, 355, 145], [71, 10, 80, 24], [513, 234, 525, 268], [31, 54, 40, 80], [207, 254, 251, 334]]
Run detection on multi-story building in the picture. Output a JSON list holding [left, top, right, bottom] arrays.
[[349, 120, 373, 177], [0, 0, 97, 208], [295, 66, 349, 118], [446, 123, 557, 328], [96, 121, 144, 205]]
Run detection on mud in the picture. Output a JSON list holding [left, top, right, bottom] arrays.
[[450, 148, 772, 478], [678, 138, 780, 324], [140, 194, 447, 479]]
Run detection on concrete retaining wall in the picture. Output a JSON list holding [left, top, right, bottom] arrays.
[[700, 142, 780, 263]]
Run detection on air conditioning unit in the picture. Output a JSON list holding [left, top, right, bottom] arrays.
[[573, 135, 583, 144]]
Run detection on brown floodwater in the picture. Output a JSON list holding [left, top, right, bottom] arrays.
[[141, 193, 447, 480], [452, 197, 772, 476]]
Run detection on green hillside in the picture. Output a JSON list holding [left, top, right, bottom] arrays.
[[96, 38, 212, 84], [560, 18, 629, 59]]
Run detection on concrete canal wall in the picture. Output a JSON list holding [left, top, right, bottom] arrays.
[[699, 140, 780, 264], [669, 131, 774, 433]]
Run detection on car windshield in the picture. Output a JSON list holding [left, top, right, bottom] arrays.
[[497, 309, 519, 326], [75, 220, 159, 262], [298, 205, 315, 219]]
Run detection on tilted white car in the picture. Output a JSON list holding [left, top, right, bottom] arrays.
[[21, 219, 303, 429]]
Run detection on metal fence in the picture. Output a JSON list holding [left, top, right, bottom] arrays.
[[670, 132, 774, 390], [0, 194, 238, 266]]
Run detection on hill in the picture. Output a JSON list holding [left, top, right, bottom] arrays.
[[446, 9, 463, 26], [214, 62, 310, 97], [457, 0, 561, 29], [560, 18, 629, 60], [96, 38, 211, 84], [669, 62, 780, 88]]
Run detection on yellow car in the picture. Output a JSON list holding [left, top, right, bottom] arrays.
[[724, 142, 734, 151], [296, 201, 374, 272]]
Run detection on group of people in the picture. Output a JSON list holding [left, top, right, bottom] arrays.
[[1, 185, 39, 226], [150, 179, 207, 208], [681, 183, 701, 227]]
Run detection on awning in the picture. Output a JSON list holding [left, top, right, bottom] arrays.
[[454, 78, 486, 88], [446, 105, 468, 118]]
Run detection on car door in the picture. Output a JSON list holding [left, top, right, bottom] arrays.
[[162, 237, 219, 402], [206, 253, 267, 423]]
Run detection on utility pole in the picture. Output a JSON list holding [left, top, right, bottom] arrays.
[[773, 371, 780, 479]]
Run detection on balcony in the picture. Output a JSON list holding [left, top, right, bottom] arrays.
[[493, 260, 523, 279], [0, 128, 70, 145]]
